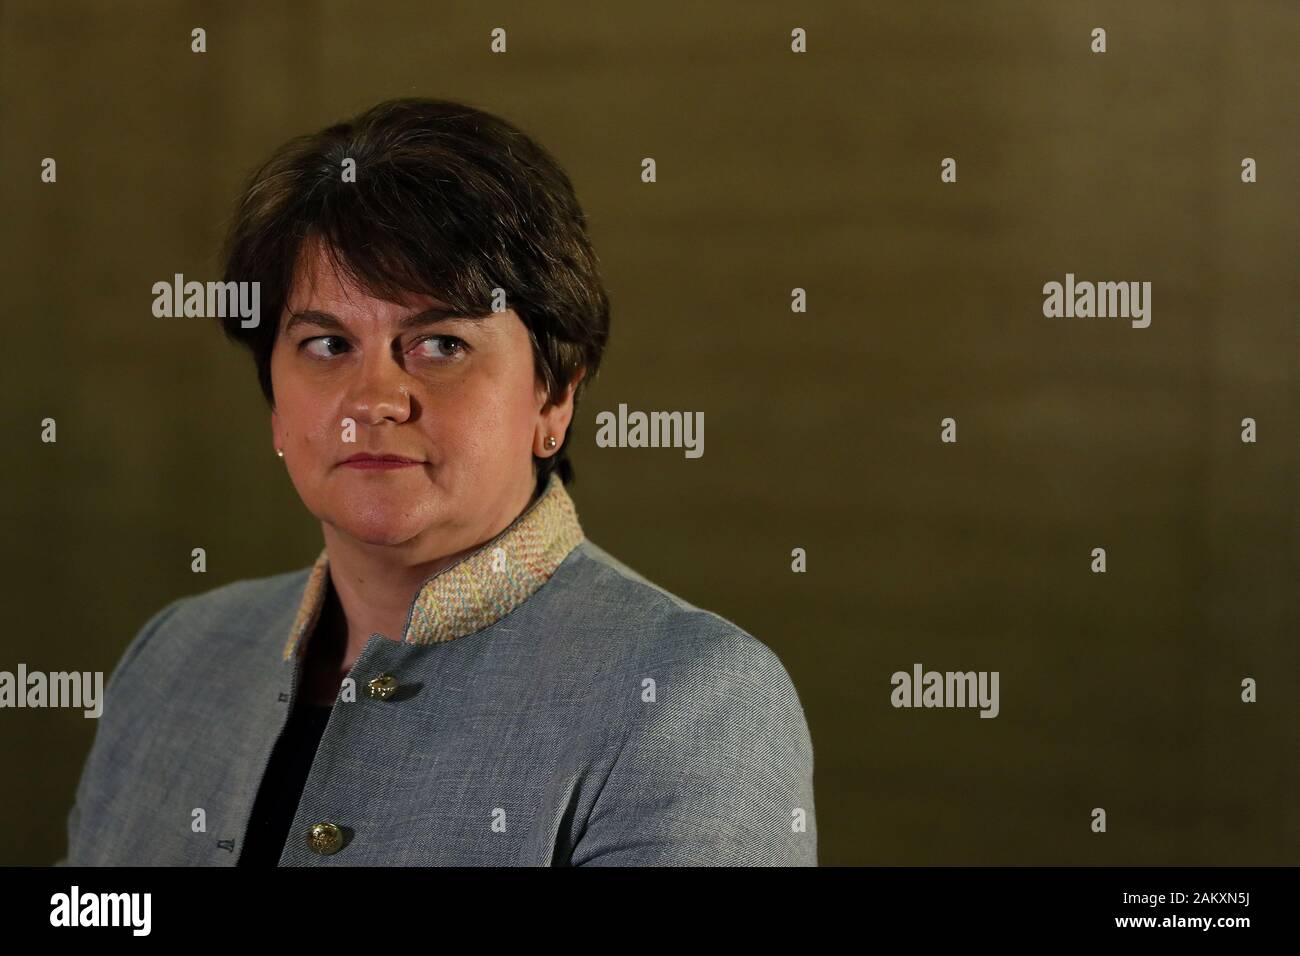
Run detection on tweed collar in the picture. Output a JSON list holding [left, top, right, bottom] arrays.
[[282, 472, 584, 662]]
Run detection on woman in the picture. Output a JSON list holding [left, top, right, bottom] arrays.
[[62, 98, 816, 866]]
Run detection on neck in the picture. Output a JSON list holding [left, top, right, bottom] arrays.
[[319, 471, 542, 671]]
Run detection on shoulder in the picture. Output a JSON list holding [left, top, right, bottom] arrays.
[[110, 564, 314, 684], [155, 565, 312, 638], [542, 539, 811, 751], [548, 542, 817, 864], [553, 538, 797, 684]]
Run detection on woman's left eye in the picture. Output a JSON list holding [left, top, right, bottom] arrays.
[[410, 335, 468, 360]]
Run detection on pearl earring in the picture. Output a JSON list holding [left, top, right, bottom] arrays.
[[276, 448, 285, 458], [544, 435, 557, 450]]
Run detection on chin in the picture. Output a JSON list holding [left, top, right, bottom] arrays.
[[338, 523, 424, 548], [326, 501, 437, 548]]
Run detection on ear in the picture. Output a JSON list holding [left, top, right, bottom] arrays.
[[271, 407, 282, 454], [533, 368, 587, 457]]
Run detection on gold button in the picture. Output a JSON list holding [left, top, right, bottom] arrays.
[[366, 673, 399, 701], [306, 822, 343, 855]]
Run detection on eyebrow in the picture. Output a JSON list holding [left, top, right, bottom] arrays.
[[283, 307, 489, 335]]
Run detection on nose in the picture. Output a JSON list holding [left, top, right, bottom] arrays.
[[343, 348, 412, 426]]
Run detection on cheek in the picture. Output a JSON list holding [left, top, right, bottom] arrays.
[[275, 380, 342, 452], [434, 372, 537, 454]]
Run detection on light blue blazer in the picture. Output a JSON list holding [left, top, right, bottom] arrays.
[[61, 476, 817, 866]]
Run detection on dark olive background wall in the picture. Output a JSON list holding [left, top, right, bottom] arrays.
[[1, 1, 1296, 865]]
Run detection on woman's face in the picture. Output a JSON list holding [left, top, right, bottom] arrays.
[[269, 239, 578, 553]]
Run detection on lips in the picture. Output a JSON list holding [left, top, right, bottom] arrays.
[[338, 453, 424, 470]]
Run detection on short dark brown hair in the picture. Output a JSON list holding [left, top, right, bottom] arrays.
[[219, 97, 610, 490]]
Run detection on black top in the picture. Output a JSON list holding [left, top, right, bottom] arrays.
[[237, 701, 333, 866]]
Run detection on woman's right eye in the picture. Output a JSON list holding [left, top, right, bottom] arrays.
[[301, 335, 350, 358]]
